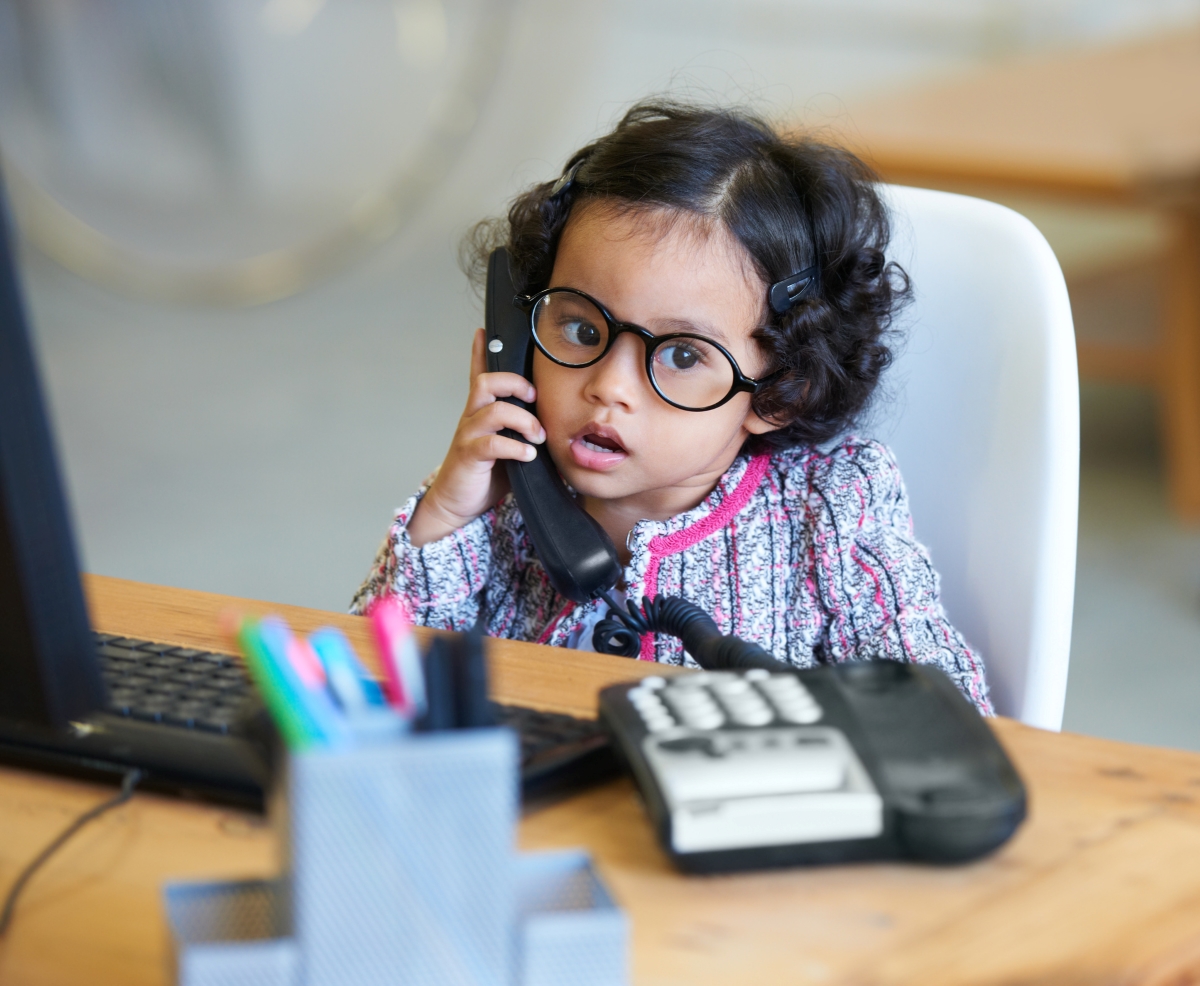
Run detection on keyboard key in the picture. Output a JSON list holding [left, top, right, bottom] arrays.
[[167, 648, 207, 660], [144, 664, 180, 678], [146, 655, 188, 669], [152, 680, 190, 695], [109, 637, 154, 650], [97, 644, 146, 662]]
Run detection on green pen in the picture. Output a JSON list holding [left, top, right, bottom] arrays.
[[236, 617, 322, 751]]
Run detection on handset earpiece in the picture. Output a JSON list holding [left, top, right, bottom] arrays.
[[484, 248, 621, 604]]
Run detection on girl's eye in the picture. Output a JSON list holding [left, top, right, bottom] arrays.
[[561, 319, 603, 348], [656, 342, 703, 371]]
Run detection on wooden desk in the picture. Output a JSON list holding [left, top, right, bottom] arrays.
[[4, 575, 1200, 985], [836, 30, 1200, 518]]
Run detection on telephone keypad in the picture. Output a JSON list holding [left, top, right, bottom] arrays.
[[626, 669, 824, 732], [664, 686, 725, 730], [760, 674, 823, 724], [628, 687, 675, 732]]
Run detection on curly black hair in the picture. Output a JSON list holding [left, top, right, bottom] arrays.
[[462, 100, 910, 453]]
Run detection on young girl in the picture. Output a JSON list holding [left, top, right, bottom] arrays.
[[352, 101, 993, 714]]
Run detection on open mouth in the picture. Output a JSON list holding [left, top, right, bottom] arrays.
[[580, 433, 626, 454], [569, 425, 630, 471]]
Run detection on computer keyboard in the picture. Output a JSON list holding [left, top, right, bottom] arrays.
[[92, 632, 617, 799], [501, 703, 618, 799], [95, 633, 255, 734]]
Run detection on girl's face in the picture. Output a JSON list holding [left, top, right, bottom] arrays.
[[533, 201, 778, 516]]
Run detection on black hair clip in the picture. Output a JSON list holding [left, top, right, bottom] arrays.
[[768, 264, 819, 314], [550, 159, 584, 197]]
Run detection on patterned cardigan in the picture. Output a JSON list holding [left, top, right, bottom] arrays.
[[351, 438, 993, 714]]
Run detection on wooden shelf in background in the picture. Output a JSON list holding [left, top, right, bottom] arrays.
[[833, 31, 1200, 518]]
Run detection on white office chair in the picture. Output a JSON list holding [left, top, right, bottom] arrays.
[[869, 185, 1079, 730]]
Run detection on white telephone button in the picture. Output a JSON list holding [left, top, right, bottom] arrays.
[[630, 690, 676, 731], [757, 675, 824, 723], [681, 710, 725, 730], [663, 686, 725, 730], [726, 702, 774, 727], [711, 678, 750, 696], [777, 704, 822, 724], [643, 711, 676, 732]]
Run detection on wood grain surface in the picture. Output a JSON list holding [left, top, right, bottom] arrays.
[[2, 576, 1200, 985]]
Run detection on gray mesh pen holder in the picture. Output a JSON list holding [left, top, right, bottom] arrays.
[[165, 878, 295, 986], [285, 728, 518, 986], [516, 850, 629, 986], [164, 726, 627, 986]]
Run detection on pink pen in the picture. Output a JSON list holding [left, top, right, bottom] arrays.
[[285, 635, 327, 691], [369, 597, 424, 717]]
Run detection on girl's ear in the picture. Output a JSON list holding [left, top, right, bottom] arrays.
[[741, 404, 783, 436]]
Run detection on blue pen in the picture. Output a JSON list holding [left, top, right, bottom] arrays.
[[257, 617, 355, 749], [308, 627, 387, 714]]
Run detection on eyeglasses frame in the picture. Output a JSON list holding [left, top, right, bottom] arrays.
[[516, 287, 781, 412]]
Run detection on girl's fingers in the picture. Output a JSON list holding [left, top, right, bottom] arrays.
[[465, 370, 537, 415], [466, 400, 546, 444], [472, 433, 538, 463], [469, 328, 486, 382]]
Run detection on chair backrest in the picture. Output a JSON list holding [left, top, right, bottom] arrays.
[[868, 185, 1079, 729]]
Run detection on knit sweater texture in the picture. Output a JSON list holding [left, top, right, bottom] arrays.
[[351, 438, 993, 714]]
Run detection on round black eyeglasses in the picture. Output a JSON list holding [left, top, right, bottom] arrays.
[[517, 287, 780, 412]]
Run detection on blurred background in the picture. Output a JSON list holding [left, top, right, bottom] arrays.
[[1, 0, 1198, 747]]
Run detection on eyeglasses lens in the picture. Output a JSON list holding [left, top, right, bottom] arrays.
[[649, 335, 736, 410], [532, 292, 610, 365], [532, 290, 737, 410]]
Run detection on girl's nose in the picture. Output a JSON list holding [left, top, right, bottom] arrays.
[[583, 333, 645, 409]]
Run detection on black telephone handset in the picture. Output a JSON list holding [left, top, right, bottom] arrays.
[[484, 248, 623, 604]]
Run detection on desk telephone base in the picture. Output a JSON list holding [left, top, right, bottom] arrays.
[[600, 660, 1025, 873]]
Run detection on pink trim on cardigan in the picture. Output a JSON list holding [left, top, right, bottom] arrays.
[[637, 454, 772, 660], [537, 600, 575, 645]]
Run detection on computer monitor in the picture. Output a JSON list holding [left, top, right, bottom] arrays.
[[0, 177, 106, 727], [0, 175, 607, 807]]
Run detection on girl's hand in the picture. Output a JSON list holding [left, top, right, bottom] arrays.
[[407, 329, 545, 547]]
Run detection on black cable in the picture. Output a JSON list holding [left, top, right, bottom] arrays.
[[0, 768, 143, 937], [599, 590, 648, 633], [593, 593, 791, 672], [594, 590, 644, 657]]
